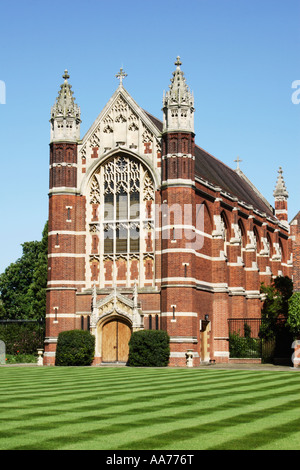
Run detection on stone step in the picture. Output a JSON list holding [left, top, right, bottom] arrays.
[[100, 362, 127, 367]]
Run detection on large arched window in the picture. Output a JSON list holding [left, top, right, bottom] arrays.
[[88, 153, 155, 288]]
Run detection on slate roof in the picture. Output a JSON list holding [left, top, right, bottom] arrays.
[[194, 145, 274, 217], [290, 211, 300, 225], [144, 110, 274, 218]]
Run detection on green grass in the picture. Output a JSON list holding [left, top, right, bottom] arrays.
[[0, 366, 300, 450]]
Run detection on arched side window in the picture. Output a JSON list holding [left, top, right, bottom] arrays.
[[238, 219, 246, 261], [220, 211, 228, 255], [238, 220, 246, 248], [203, 202, 213, 234], [253, 226, 260, 252], [267, 233, 273, 257], [279, 238, 284, 263]]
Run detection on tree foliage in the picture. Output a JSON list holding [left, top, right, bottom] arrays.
[[259, 276, 293, 340], [0, 222, 48, 320], [0, 322, 44, 354], [26, 222, 48, 319], [287, 292, 300, 337]]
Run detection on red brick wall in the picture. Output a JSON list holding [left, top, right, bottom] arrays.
[[291, 212, 300, 291], [44, 137, 293, 366]]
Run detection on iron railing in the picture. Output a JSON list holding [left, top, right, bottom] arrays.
[[228, 318, 275, 361]]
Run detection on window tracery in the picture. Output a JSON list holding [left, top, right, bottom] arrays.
[[87, 154, 155, 287]]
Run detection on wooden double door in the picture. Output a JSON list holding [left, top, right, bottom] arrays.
[[102, 318, 131, 363]]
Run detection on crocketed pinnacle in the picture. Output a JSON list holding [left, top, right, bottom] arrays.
[[273, 166, 288, 198], [51, 69, 81, 122], [162, 57, 195, 133], [163, 56, 194, 109]]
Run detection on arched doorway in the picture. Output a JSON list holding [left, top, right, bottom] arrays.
[[101, 317, 132, 363]]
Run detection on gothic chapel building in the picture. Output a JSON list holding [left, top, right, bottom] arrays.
[[44, 58, 292, 366]]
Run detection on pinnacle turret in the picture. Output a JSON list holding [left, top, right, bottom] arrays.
[[273, 166, 289, 199], [273, 166, 288, 224], [162, 57, 195, 133], [50, 70, 81, 143]]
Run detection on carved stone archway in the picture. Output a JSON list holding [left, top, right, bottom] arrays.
[[90, 284, 144, 363]]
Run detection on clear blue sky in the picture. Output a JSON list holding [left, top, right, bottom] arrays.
[[0, 0, 299, 273]]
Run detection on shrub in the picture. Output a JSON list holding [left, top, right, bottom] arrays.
[[5, 353, 37, 364], [55, 330, 95, 366], [128, 330, 170, 367], [259, 277, 293, 340], [229, 332, 261, 358]]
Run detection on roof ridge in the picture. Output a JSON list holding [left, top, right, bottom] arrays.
[[144, 109, 239, 174], [194, 143, 236, 174], [235, 168, 273, 213], [142, 109, 274, 216], [290, 210, 300, 224]]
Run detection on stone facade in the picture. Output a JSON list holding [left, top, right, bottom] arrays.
[[44, 59, 292, 366]]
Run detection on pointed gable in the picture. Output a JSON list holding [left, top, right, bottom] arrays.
[[78, 86, 162, 176], [77, 70, 275, 218]]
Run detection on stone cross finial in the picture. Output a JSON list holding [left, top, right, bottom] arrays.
[[63, 69, 70, 81], [175, 56, 182, 67], [234, 156, 243, 170], [116, 67, 128, 86]]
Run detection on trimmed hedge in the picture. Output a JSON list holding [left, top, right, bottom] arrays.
[[0, 322, 44, 355], [55, 330, 95, 366], [128, 329, 170, 367]]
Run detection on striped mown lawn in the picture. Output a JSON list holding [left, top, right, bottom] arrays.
[[0, 366, 300, 450]]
